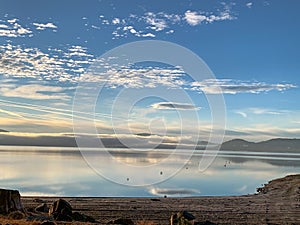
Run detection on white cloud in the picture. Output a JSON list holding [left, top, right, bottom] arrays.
[[99, 5, 236, 39], [246, 2, 253, 8], [112, 18, 120, 25], [0, 24, 9, 29], [0, 44, 70, 81], [7, 18, 17, 23], [0, 18, 32, 38], [129, 28, 137, 34], [234, 107, 291, 120], [80, 62, 296, 96], [0, 108, 24, 118], [228, 125, 300, 141], [2, 41, 293, 98], [166, 30, 174, 34], [101, 19, 110, 25], [191, 79, 296, 94], [0, 29, 18, 37], [141, 33, 155, 37], [112, 25, 154, 38], [144, 12, 168, 31], [184, 11, 207, 26], [184, 9, 235, 26], [151, 102, 199, 110], [0, 84, 70, 100], [33, 22, 57, 30], [123, 25, 134, 31], [66, 45, 93, 57], [106, 13, 170, 39], [16, 27, 32, 35], [235, 111, 248, 118], [0, 18, 59, 38], [250, 108, 286, 115], [81, 65, 186, 89], [0, 43, 94, 82]]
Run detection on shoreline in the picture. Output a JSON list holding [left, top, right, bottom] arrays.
[[1, 174, 299, 224], [18, 174, 300, 224], [22, 195, 258, 224]]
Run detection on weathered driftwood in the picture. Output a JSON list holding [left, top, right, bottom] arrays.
[[0, 188, 24, 214]]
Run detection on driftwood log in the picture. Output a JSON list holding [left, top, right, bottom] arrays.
[[0, 188, 25, 214]]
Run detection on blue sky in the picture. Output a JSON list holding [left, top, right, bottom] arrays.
[[0, 0, 299, 147]]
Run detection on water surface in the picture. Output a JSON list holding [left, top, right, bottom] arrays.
[[1, 145, 299, 197]]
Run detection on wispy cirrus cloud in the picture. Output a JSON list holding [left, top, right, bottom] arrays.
[[249, 108, 289, 115], [0, 108, 24, 118], [151, 102, 199, 110], [234, 108, 290, 118], [191, 79, 296, 94], [0, 98, 116, 132], [0, 84, 70, 100], [235, 111, 248, 118]]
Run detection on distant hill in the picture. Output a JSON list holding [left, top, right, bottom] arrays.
[[221, 138, 300, 153], [0, 130, 299, 153], [0, 129, 8, 132]]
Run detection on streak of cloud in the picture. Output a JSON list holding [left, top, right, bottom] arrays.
[[151, 102, 199, 110], [0, 108, 24, 118], [33, 22, 57, 30], [191, 79, 296, 94]]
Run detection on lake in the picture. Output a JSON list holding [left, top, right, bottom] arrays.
[[1, 145, 300, 197]]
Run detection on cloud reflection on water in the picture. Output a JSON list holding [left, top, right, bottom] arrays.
[[0, 146, 300, 197]]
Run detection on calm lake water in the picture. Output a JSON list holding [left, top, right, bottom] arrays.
[[1, 145, 300, 197]]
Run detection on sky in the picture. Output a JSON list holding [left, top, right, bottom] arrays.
[[0, 0, 299, 148]]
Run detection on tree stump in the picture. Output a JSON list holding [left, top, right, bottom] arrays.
[[0, 188, 25, 214]]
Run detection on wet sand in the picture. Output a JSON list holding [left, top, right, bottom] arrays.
[[21, 174, 300, 224]]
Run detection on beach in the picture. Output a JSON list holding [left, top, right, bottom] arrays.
[[8, 174, 298, 224]]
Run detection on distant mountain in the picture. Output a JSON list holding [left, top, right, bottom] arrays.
[[0, 129, 8, 132], [221, 138, 300, 153], [0, 129, 299, 153]]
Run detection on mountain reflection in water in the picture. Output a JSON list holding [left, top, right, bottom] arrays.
[[0, 146, 299, 197]]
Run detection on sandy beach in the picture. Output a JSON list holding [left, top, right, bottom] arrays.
[[12, 174, 299, 225]]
